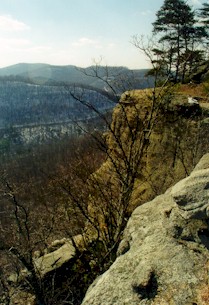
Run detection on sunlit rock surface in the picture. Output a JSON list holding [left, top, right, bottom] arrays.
[[82, 153, 209, 305]]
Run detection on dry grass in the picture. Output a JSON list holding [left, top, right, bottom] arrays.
[[130, 83, 209, 111], [177, 83, 209, 100]]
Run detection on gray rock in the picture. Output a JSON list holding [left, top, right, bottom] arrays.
[[193, 153, 209, 171], [171, 168, 209, 219], [81, 154, 209, 305], [34, 238, 76, 277]]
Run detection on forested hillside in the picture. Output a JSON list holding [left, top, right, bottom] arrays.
[[0, 64, 152, 148], [0, 80, 113, 127]]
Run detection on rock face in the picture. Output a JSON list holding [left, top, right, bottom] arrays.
[[82, 153, 209, 305]]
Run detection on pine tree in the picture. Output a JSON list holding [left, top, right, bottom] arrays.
[[198, 2, 209, 49], [199, 2, 209, 27], [152, 0, 206, 83]]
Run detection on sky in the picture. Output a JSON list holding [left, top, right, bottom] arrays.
[[0, 0, 205, 69]]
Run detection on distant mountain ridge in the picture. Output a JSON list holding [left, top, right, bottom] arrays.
[[0, 63, 153, 148], [0, 63, 151, 89]]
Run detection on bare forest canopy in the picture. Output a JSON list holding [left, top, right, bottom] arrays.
[[0, 81, 114, 126]]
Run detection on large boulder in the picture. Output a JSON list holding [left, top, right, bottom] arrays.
[[81, 154, 209, 305]]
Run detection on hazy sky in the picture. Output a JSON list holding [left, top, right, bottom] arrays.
[[0, 0, 204, 69]]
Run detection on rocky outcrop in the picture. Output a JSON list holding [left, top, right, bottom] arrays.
[[34, 238, 76, 277], [104, 89, 209, 212], [81, 153, 209, 305], [9, 235, 87, 284], [6, 235, 87, 305]]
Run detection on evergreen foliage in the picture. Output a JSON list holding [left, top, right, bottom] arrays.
[[199, 2, 209, 26], [152, 0, 208, 83]]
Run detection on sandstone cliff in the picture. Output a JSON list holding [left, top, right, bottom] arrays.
[[82, 153, 209, 305], [99, 88, 209, 212]]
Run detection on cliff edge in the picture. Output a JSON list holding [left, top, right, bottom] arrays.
[[82, 153, 209, 305]]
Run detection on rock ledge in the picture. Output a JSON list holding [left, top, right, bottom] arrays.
[[82, 154, 209, 305]]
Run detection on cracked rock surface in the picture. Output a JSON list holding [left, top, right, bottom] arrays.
[[81, 154, 209, 305]]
